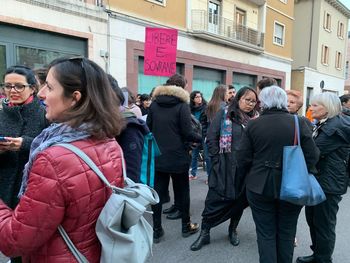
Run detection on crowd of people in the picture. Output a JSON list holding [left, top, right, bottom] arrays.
[[0, 57, 349, 263]]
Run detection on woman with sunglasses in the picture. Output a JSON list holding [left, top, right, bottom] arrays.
[[0, 57, 125, 262], [0, 66, 48, 211]]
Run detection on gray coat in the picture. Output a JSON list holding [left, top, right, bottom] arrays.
[[0, 97, 48, 208]]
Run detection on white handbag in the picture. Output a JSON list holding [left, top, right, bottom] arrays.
[[56, 143, 159, 263]]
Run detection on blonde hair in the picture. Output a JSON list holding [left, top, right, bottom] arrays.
[[310, 92, 341, 119], [286, 90, 303, 108]]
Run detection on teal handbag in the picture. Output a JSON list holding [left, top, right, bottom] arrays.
[[280, 115, 326, 206]]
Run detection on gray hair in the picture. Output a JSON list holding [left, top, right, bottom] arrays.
[[259, 85, 288, 110], [310, 92, 341, 119]]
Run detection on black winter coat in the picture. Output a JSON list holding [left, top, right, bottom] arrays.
[[206, 109, 245, 200], [313, 115, 350, 195], [147, 85, 201, 173], [0, 97, 48, 208], [237, 108, 319, 197]]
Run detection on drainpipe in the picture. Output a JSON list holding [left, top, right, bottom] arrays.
[[308, 0, 314, 66]]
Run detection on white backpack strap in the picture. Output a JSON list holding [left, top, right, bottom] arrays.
[[58, 225, 89, 263]]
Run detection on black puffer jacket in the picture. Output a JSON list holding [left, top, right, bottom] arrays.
[[313, 115, 350, 195], [147, 85, 201, 173]]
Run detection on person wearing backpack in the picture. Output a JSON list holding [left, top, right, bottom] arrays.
[[147, 74, 202, 243], [0, 57, 124, 262], [108, 75, 159, 186]]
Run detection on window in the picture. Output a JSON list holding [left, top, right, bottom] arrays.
[[324, 12, 331, 31], [273, 22, 285, 46], [280, 0, 287, 3], [0, 45, 6, 81], [235, 8, 246, 26], [321, 45, 329, 65], [335, 51, 342, 70], [337, 21, 344, 38]]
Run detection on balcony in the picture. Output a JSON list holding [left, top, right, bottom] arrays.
[[190, 10, 264, 54]]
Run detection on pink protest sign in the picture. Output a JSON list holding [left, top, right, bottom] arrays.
[[144, 27, 178, 76]]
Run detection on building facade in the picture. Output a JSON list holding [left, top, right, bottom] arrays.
[[292, 0, 350, 111], [0, 0, 108, 78], [1, 0, 297, 100], [344, 32, 350, 94], [107, 0, 294, 99]]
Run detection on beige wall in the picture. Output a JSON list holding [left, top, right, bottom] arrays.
[[265, 8, 293, 59], [345, 38, 350, 93], [292, 0, 317, 69], [291, 70, 305, 92], [316, 0, 348, 78], [191, 0, 259, 30], [108, 0, 186, 29]]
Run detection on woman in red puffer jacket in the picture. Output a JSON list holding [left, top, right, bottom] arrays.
[[0, 57, 125, 263]]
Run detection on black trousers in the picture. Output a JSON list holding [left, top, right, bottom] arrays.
[[152, 171, 190, 229], [201, 188, 249, 230], [247, 189, 302, 263], [305, 194, 342, 263]]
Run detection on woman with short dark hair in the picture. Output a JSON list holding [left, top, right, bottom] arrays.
[[0, 57, 124, 262]]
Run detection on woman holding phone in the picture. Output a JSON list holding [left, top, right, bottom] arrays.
[[0, 66, 48, 211]]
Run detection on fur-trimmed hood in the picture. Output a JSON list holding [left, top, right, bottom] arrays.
[[152, 85, 190, 104]]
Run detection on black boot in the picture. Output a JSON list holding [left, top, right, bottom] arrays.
[[153, 227, 164, 244], [228, 219, 240, 246], [296, 255, 315, 263], [182, 222, 199, 238], [190, 228, 210, 251], [163, 205, 177, 214]]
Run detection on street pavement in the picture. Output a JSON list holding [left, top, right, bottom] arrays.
[[1, 170, 350, 263]]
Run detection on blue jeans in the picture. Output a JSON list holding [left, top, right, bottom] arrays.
[[190, 143, 211, 177]]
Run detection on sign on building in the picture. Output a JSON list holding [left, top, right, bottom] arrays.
[[144, 27, 178, 77]]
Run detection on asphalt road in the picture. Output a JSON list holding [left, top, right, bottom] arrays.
[[1, 170, 349, 263]]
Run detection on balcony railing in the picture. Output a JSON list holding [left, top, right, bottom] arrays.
[[191, 10, 264, 52]]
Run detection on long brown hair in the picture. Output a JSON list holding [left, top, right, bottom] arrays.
[[48, 57, 124, 139], [206, 85, 227, 121]]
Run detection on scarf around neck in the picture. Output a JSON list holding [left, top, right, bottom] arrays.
[[219, 107, 257, 153], [18, 123, 90, 197]]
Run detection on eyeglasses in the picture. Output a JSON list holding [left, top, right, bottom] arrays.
[[194, 95, 202, 99], [244, 98, 257, 105], [1, 83, 31, 92]]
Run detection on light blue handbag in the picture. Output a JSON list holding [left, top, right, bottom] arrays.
[[280, 115, 326, 206]]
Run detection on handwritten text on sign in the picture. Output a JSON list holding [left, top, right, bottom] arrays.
[[144, 28, 178, 77]]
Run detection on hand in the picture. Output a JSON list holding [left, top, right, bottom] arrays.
[[0, 137, 23, 152]]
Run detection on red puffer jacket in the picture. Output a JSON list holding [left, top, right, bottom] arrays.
[[0, 138, 124, 263]]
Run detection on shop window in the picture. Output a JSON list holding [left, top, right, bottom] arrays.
[[193, 66, 224, 101], [273, 22, 285, 46], [232, 72, 256, 91], [15, 46, 78, 69], [0, 45, 6, 82], [138, 57, 183, 95]]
